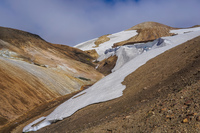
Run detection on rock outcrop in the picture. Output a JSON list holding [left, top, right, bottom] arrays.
[[113, 21, 176, 47], [85, 49, 99, 59], [96, 55, 118, 75], [94, 34, 110, 47]]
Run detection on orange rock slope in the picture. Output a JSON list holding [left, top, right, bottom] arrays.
[[0, 26, 104, 127]]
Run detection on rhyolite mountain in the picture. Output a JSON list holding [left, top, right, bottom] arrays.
[[0, 26, 104, 129]]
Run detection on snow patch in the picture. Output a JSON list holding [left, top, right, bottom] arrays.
[[74, 30, 138, 56], [74, 38, 98, 50], [23, 117, 51, 132], [57, 64, 78, 74], [170, 27, 200, 35], [23, 29, 200, 132]]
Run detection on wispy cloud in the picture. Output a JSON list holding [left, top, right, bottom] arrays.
[[0, 0, 200, 46]]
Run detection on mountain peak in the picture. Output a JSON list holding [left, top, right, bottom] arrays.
[[128, 21, 173, 30], [113, 21, 175, 47]]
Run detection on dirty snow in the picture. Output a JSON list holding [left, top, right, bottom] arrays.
[[23, 28, 200, 132]]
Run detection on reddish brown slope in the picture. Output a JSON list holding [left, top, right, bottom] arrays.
[[0, 26, 95, 66], [0, 26, 104, 82], [0, 58, 59, 127], [34, 36, 200, 133], [0, 26, 104, 85]]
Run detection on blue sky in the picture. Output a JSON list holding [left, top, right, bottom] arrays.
[[0, 0, 200, 46]]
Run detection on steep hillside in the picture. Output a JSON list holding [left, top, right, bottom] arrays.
[[33, 35, 200, 133], [1, 22, 199, 133], [0, 57, 58, 125], [0, 26, 95, 66], [96, 55, 118, 75], [74, 22, 177, 75], [20, 22, 200, 132], [0, 27, 104, 129], [82, 36, 200, 133]]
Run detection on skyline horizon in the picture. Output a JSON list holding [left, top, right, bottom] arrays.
[[1, 0, 200, 46]]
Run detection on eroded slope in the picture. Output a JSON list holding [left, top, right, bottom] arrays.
[[34, 36, 200, 133], [0, 26, 104, 129]]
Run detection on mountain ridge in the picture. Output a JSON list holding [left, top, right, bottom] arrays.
[[0, 26, 95, 66], [113, 21, 176, 47]]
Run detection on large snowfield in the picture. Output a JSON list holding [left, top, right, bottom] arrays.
[[23, 27, 200, 132], [74, 30, 138, 56]]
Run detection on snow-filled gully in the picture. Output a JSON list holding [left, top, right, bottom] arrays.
[[23, 28, 200, 132]]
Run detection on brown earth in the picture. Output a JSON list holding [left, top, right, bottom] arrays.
[[0, 26, 95, 66], [0, 27, 104, 130], [85, 49, 99, 59], [191, 25, 200, 28], [96, 55, 118, 75], [17, 36, 200, 132], [0, 58, 59, 127], [0, 91, 81, 133], [0, 27, 104, 82], [94, 34, 110, 47], [113, 22, 176, 47]]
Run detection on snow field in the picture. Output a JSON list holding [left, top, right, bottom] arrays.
[[74, 30, 138, 56], [170, 27, 200, 35], [23, 28, 200, 132]]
